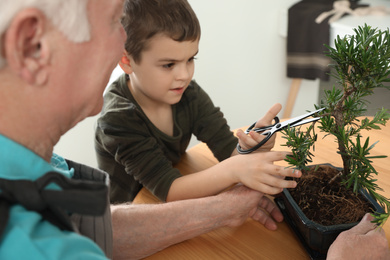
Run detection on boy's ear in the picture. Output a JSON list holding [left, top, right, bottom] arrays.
[[118, 51, 134, 74], [4, 8, 50, 85]]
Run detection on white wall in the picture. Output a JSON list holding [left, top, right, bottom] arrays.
[[188, 0, 318, 131], [54, 0, 319, 168]]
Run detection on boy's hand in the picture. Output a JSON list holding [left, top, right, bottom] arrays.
[[236, 103, 282, 153], [228, 150, 301, 195]]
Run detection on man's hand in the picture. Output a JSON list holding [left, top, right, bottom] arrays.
[[327, 213, 390, 260], [219, 184, 283, 230]]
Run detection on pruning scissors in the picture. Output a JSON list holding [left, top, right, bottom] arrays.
[[237, 107, 325, 154]]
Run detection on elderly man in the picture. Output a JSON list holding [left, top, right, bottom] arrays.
[[0, 0, 388, 259]]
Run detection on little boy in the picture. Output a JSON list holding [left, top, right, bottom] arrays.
[[95, 0, 300, 203]]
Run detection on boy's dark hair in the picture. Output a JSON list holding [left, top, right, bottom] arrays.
[[122, 0, 201, 64]]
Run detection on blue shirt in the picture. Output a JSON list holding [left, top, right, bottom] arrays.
[[0, 134, 107, 260]]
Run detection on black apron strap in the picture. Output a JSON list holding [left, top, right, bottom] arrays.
[[0, 199, 11, 237], [0, 171, 108, 238]]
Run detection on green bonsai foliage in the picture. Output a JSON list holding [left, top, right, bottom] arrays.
[[282, 24, 390, 226], [282, 124, 317, 172]]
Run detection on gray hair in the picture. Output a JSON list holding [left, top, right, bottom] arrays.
[[0, 0, 90, 68]]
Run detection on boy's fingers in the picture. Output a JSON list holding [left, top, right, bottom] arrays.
[[237, 130, 257, 148], [238, 129, 269, 149], [255, 103, 282, 128], [265, 151, 291, 161], [249, 131, 267, 143]]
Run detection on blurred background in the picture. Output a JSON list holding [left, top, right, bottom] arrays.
[[54, 0, 390, 168]]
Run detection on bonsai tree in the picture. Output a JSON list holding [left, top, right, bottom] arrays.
[[282, 24, 390, 226]]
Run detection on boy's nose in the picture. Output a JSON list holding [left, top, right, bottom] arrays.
[[176, 64, 192, 81]]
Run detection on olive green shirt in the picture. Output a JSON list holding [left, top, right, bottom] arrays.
[[95, 74, 237, 202]]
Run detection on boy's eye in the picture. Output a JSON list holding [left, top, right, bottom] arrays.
[[163, 63, 175, 69], [188, 57, 197, 63]]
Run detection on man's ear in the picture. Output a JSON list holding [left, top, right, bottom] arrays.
[[4, 8, 50, 85], [118, 50, 134, 74]]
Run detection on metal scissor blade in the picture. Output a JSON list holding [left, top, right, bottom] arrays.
[[281, 107, 325, 127], [289, 117, 321, 128]]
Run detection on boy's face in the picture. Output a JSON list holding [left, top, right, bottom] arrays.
[[128, 34, 199, 107]]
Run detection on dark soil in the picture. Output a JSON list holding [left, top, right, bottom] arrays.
[[288, 165, 373, 226]]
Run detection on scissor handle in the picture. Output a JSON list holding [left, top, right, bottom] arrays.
[[245, 117, 280, 134], [236, 132, 273, 154], [237, 117, 279, 154]]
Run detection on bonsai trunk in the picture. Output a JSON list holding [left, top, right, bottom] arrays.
[[332, 65, 356, 176], [333, 111, 350, 176]]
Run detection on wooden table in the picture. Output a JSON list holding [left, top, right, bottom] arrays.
[[134, 122, 390, 259]]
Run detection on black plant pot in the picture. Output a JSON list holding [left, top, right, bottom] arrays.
[[275, 167, 384, 260]]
